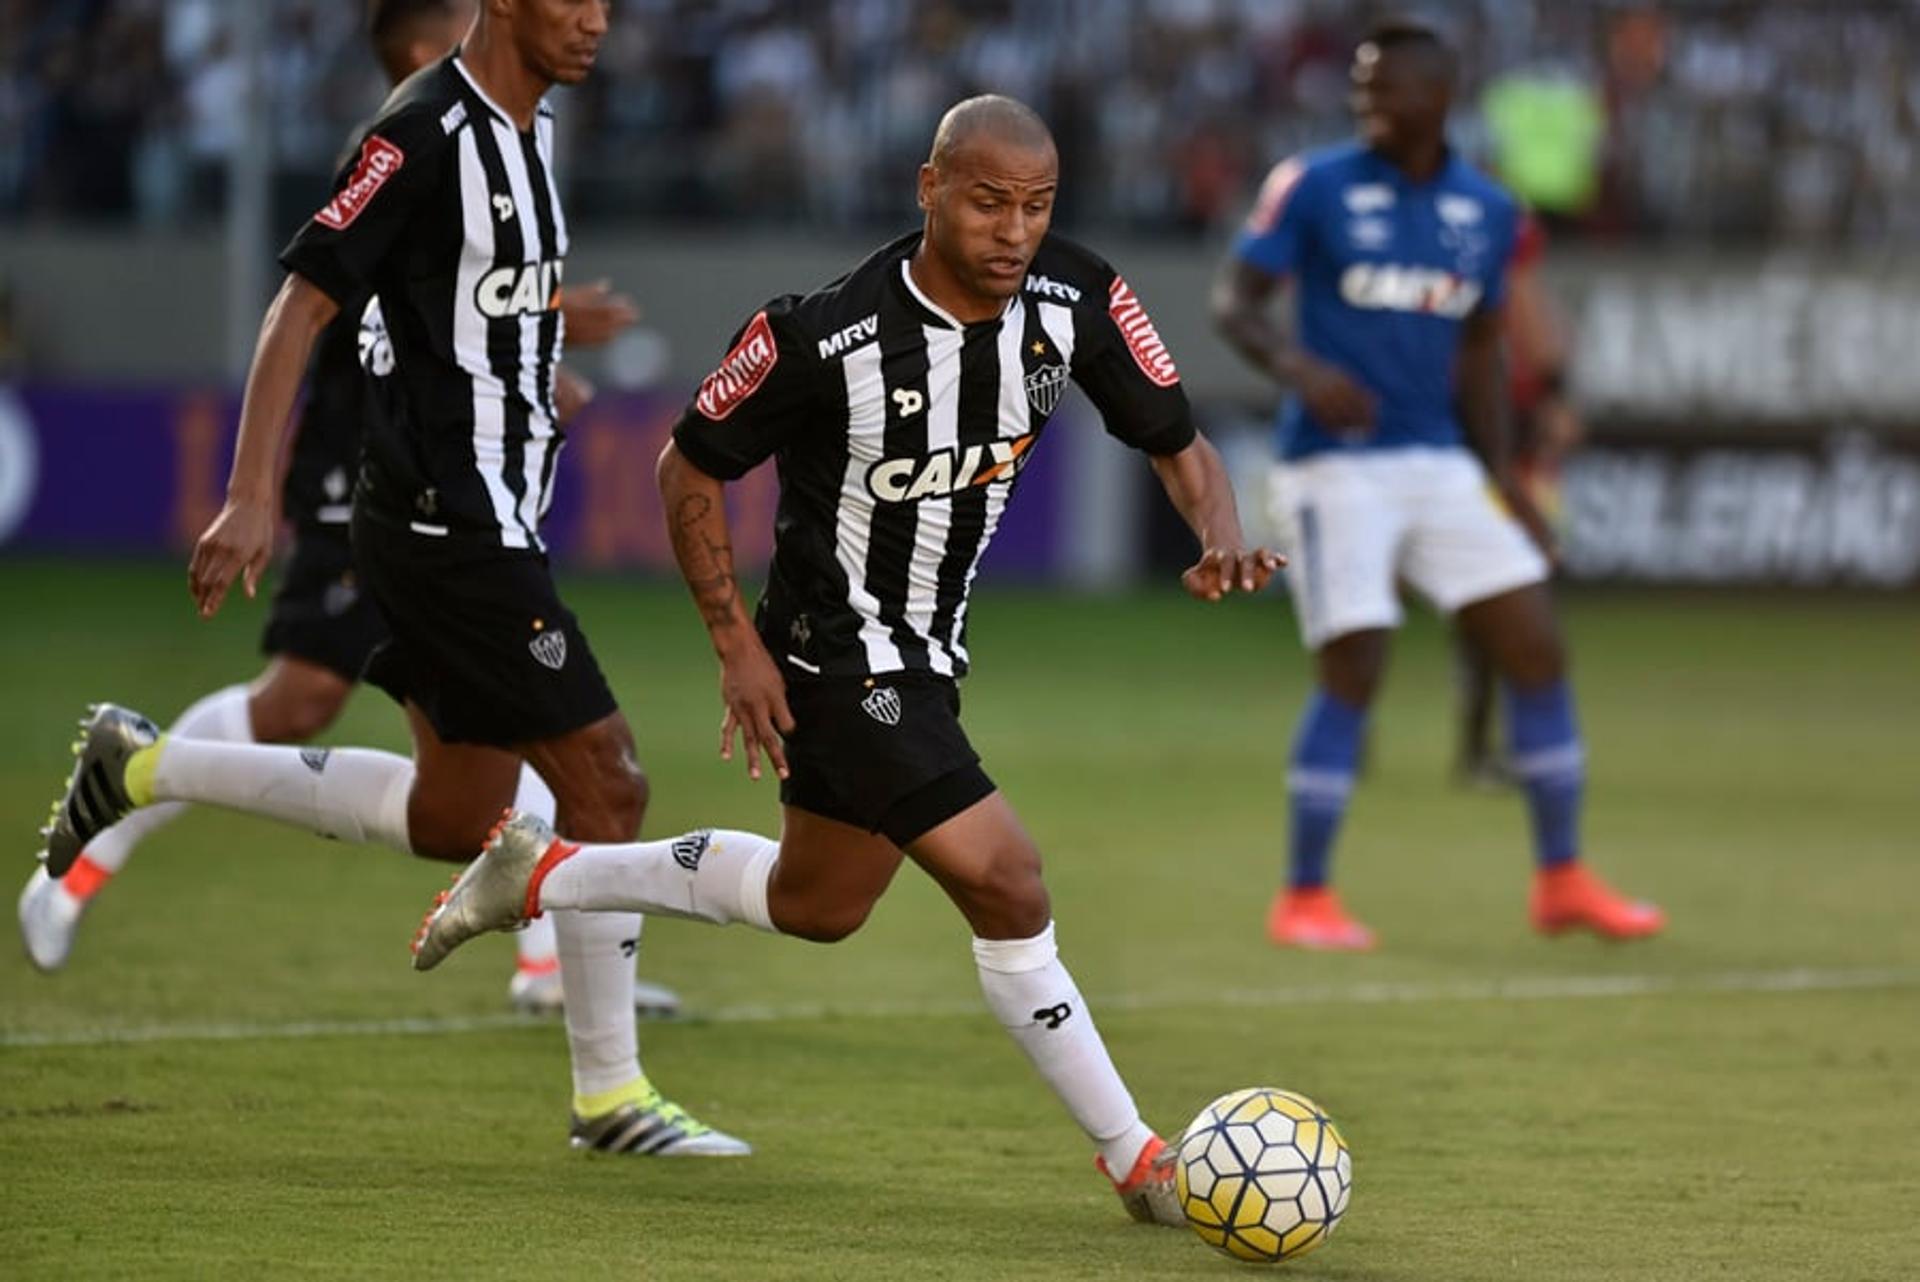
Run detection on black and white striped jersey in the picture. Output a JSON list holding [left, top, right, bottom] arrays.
[[280, 53, 568, 551], [671, 232, 1196, 680]]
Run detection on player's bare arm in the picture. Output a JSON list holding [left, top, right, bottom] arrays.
[[1211, 258, 1376, 430], [1146, 435, 1283, 601], [1458, 305, 1553, 558], [189, 272, 340, 619], [656, 440, 793, 782]]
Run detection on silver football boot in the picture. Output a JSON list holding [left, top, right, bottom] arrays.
[[1103, 1135, 1185, 1227], [412, 810, 556, 971], [40, 704, 157, 879], [570, 1082, 752, 1157]]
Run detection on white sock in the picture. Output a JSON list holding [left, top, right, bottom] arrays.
[[147, 740, 413, 853], [516, 909, 559, 965], [510, 767, 562, 967], [973, 921, 1153, 1176], [76, 684, 255, 877], [552, 906, 646, 1100], [538, 828, 777, 933], [504, 765, 649, 1104]]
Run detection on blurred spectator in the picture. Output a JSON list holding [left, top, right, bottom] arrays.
[[3, 0, 1918, 244]]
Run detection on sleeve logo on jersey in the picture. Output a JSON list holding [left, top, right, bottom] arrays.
[[1245, 157, 1305, 234], [314, 136, 405, 230], [696, 310, 778, 421], [1108, 277, 1180, 388], [1338, 263, 1482, 319], [864, 434, 1037, 504]]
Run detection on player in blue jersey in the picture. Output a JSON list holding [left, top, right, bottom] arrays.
[[1212, 19, 1663, 949]]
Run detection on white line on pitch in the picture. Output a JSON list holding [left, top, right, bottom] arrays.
[[4, 966, 1917, 1050]]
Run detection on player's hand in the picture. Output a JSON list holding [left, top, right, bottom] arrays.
[[188, 496, 276, 619], [716, 633, 794, 782], [1496, 473, 1560, 566], [1297, 358, 1377, 434], [558, 280, 639, 348], [553, 364, 595, 425], [1182, 546, 1285, 601]]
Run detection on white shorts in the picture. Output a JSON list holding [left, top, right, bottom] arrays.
[[1268, 447, 1549, 649]]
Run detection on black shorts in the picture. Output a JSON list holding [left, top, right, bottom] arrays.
[[259, 525, 388, 682], [350, 512, 617, 747], [778, 670, 996, 847]]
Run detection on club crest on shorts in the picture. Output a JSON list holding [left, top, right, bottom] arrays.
[[861, 686, 903, 726], [529, 627, 568, 671], [1024, 362, 1068, 415]]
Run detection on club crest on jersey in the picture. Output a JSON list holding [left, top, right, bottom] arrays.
[[1437, 194, 1484, 227], [476, 259, 563, 320], [1024, 362, 1068, 415], [861, 686, 902, 726], [864, 434, 1036, 504], [314, 136, 404, 230], [697, 310, 778, 421], [1108, 277, 1179, 388], [529, 628, 568, 670]]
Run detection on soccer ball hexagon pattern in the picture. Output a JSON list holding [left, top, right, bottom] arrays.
[[1173, 1087, 1351, 1264]]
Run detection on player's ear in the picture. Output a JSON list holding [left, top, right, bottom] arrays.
[[916, 163, 938, 214]]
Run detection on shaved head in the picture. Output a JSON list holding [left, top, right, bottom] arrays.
[[913, 95, 1060, 321], [929, 95, 1055, 169]]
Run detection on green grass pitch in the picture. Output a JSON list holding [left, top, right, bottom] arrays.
[[2, 560, 1916, 1280]]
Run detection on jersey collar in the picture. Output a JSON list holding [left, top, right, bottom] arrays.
[[1366, 142, 1462, 190], [450, 53, 547, 133], [894, 236, 1016, 331]]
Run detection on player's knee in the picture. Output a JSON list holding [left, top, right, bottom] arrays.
[[778, 896, 875, 944], [951, 847, 1050, 939], [1503, 634, 1567, 690], [554, 738, 648, 842], [250, 684, 348, 744], [407, 802, 494, 864]]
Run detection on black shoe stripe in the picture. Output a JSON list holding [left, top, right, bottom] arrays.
[[75, 766, 114, 839]]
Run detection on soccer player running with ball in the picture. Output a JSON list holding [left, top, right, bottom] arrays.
[[36, 0, 741, 1155], [1211, 19, 1664, 950], [409, 94, 1282, 1222], [16, 0, 678, 1021]]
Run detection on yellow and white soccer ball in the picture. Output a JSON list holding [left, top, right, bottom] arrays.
[[1173, 1087, 1352, 1264]]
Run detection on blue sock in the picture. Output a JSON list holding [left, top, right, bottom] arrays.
[[1287, 690, 1367, 889], [1504, 680, 1584, 869]]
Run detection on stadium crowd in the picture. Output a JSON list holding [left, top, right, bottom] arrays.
[[3, 0, 1918, 243]]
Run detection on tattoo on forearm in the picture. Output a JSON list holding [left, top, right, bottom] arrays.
[[671, 492, 738, 627]]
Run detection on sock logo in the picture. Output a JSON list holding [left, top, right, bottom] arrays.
[[671, 829, 712, 871], [299, 748, 331, 774], [1032, 1001, 1073, 1030], [618, 938, 639, 959]]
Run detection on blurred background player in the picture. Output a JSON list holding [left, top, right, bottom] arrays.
[[1212, 20, 1664, 951], [34, 0, 740, 1154], [15, 0, 676, 1020], [1453, 209, 1585, 786], [410, 95, 1279, 1222]]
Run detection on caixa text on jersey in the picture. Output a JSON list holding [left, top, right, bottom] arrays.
[[475, 259, 564, 320]]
